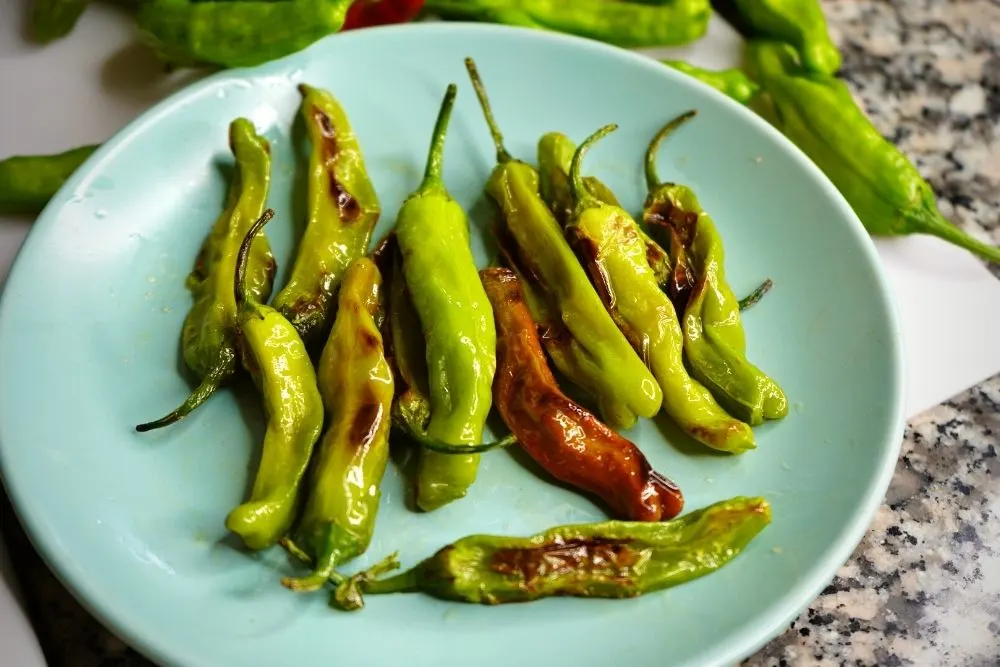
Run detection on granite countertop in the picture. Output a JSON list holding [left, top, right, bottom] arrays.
[[2, 0, 999, 665]]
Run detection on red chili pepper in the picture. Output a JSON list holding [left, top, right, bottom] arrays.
[[480, 267, 685, 522], [342, 0, 426, 30]]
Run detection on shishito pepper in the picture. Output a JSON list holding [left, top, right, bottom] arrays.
[[281, 257, 394, 591], [465, 57, 662, 430], [643, 112, 788, 426], [566, 125, 756, 453], [422, 0, 711, 48], [225, 209, 324, 551], [272, 84, 380, 344], [0, 144, 98, 215], [744, 40, 1000, 265], [335, 496, 771, 609], [730, 0, 841, 75], [394, 84, 497, 511], [482, 267, 684, 520], [31, 0, 89, 42], [136, 119, 276, 432], [661, 60, 760, 105]]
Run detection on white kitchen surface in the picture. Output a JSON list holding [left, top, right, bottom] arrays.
[[0, 3, 998, 661]]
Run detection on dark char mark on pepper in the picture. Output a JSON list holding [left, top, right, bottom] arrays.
[[349, 388, 385, 451], [314, 107, 362, 222], [491, 537, 639, 583]]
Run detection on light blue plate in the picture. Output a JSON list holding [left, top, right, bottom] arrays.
[[0, 23, 905, 667]]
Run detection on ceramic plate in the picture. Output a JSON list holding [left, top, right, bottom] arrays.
[[0, 23, 905, 667]]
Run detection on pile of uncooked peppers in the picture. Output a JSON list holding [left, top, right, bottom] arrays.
[[128, 56, 778, 609]]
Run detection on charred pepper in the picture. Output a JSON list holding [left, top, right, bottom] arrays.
[[643, 112, 789, 426], [567, 125, 756, 453], [661, 60, 760, 105], [136, 118, 275, 432], [0, 144, 98, 215], [744, 40, 1000, 265], [225, 209, 324, 551], [482, 267, 684, 520], [730, 0, 841, 75], [337, 496, 771, 608], [272, 84, 380, 344], [394, 84, 497, 511], [465, 57, 662, 430], [281, 257, 394, 591]]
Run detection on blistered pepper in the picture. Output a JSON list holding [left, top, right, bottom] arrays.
[[744, 40, 1000, 265], [465, 57, 662, 430], [0, 145, 98, 215], [136, 119, 276, 432], [661, 60, 760, 105], [566, 125, 756, 453], [482, 267, 684, 520], [224, 209, 324, 551], [281, 257, 394, 591], [272, 84, 380, 344], [336, 496, 771, 609], [423, 0, 711, 48], [643, 112, 789, 426], [394, 84, 497, 511], [730, 0, 841, 75]]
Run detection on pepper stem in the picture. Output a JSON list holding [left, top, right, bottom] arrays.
[[569, 124, 618, 210], [644, 110, 697, 191], [332, 553, 407, 611], [419, 83, 458, 191], [234, 208, 275, 311], [738, 278, 773, 312], [134, 353, 232, 432], [464, 57, 512, 164], [911, 203, 1000, 265]]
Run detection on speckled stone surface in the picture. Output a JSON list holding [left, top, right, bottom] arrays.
[[2, 1, 999, 666]]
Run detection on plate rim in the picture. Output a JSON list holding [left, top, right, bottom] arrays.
[[0, 20, 907, 667]]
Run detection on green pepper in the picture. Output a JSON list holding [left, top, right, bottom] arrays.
[[465, 57, 662, 430], [730, 0, 841, 75], [661, 60, 760, 105], [0, 145, 99, 215], [394, 84, 497, 511], [31, 0, 90, 42], [272, 84, 380, 344], [335, 496, 771, 609], [423, 0, 711, 48], [643, 112, 788, 426], [136, 119, 275, 432], [281, 257, 394, 591], [135, 0, 354, 69], [566, 124, 755, 453], [745, 40, 1000, 265], [224, 209, 324, 551]]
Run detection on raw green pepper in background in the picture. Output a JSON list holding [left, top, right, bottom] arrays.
[[422, 0, 711, 48], [0, 145, 99, 215], [394, 84, 497, 511], [643, 112, 788, 426], [335, 496, 771, 609], [282, 257, 394, 592], [744, 40, 1000, 265], [31, 0, 90, 42], [135, 0, 354, 69], [136, 118, 276, 432], [567, 124, 756, 453], [729, 0, 841, 75], [465, 57, 662, 430], [272, 84, 381, 344], [225, 209, 324, 551], [661, 60, 760, 105]]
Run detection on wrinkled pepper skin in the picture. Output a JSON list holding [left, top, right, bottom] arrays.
[[32, 0, 89, 42], [423, 0, 711, 48], [344, 496, 770, 607], [482, 267, 684, 520], [394, 84, 496, 511], [136, 119, 275, 432], [0, 144, 98, 215], [465, 58, 662, 430], [744, 40, 1000, 265], [643, 118, 788, 426], [225, 210, 324, 551], [731, 0, 841, 75], [135, 0, 354, 69], [282, 258, 394, 592], [662, 60, 760, 105], [273, 84, 380, 343], [567, 125, 755, 453]]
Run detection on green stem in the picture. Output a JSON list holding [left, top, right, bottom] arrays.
[[569, 123, 618, 209], [464, 57, 512, 164], [911, 205, 1000, 265], [419, 83, 458, 191], [738, 278, 773, 312], [644, 110, 697, 191], [234, 208, 274, 311], [360, 568, 420, 595], [134, 353, 232, 432]]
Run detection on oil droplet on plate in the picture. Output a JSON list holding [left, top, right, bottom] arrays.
[[95, 209, 107, 219]]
